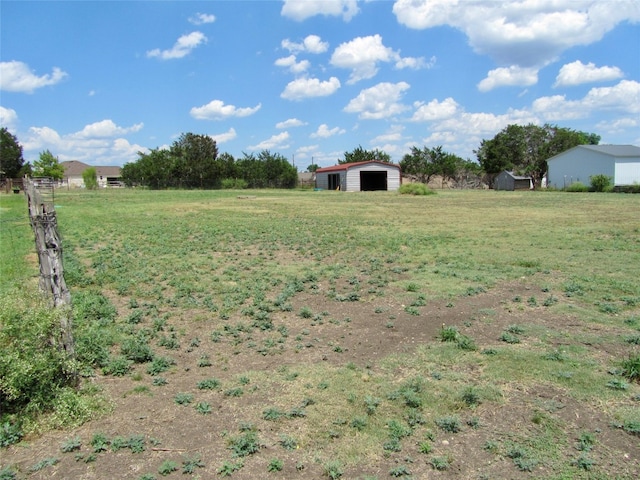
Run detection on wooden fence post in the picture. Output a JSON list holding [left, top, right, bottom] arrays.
[[24, 178, 75, 359]]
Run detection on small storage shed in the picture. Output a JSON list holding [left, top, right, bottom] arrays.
[[546, 145, 640, 189], [494, 171, 532, 191], [315, 161, 401, 192]]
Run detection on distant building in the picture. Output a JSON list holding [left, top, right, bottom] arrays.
[[546, 145, 640, 189], [298, 171, 315, 187], [61, 161, 122, 188], [494, 171, 533, 191], [315, 161, 401, 192]]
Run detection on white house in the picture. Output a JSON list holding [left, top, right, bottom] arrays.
[[61, 161, 122, 188], [315, 161, 402, 192], [546, 145, 640, 189]]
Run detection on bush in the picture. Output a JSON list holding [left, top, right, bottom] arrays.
[[221, 178, 248, 189], [0, 290, 75, 415], [589, 174, 612, 192], [565, 182, 589, 192], [399, 183, 435, 196], [619, 354, 640, 383]]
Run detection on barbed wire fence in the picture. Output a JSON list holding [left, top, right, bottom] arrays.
[[24, 178, 76, 363]]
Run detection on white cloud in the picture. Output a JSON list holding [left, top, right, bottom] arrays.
[[311, 124, 346, 138], [296, 144, 320, 155], [330, 35, 395, 84], [411, 97, 459, 121], [189, 12, 216, 25], [71, 119, 143, 138], [330, 34, 430, 83], [477, 66, 539, 91], [554, 60, 624, 87], [281, 0, 359, 22], [210, 128, 237, 144], [276, 118, 307, 129], [282, 35, 329, 54], [595, 117, 639, 134], [0, 106, 18, 130], [274, 55, 310, 74], [281, 76, 341, 100], [344, 82, 411, 119], [533, 79, 640, 120], [21, 121, 148, 165], [395, 55, 436, 70], [147, 31, 207, 60], [248, 131, 290, 151], [371, 125, 405, 144], [0, 61, 68, 93], [111, 138, 145, 159], [392, 0, 640, 68], [190, 100, 261, 120]]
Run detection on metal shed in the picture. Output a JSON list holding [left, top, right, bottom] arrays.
[[494, 171, 532, 191], [546, 145, 640, 188], [315, 161, 401, 192]]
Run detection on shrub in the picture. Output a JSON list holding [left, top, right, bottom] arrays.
[[182, 454, 205, 474], [0, 290, 75, 415], [619, 354, 640, 382], [589, 174, 612, 192], [158, 460, 178, 476], [61, 436, 82, 453], [435, 415, 461, 433], [0, 421, 23, 448], [102, 355, 132, 376], [121, 336, 154, 363], [0, 466, 17, 479], [174, 393, 194, 405], [565, 182, 589, 192], [147, 356, 174, 376], [197, 378, 221, 390], [399, 183, 435, 196], [324, 460, 343, 479], [267, 458, 283, 472], [228, 431, 261, 457], [430, 456, 451, 470], [279, 434, 297, 450], [221, 178, 248, 189]]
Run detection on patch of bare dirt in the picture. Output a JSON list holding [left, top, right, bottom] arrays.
[[3, 277, 639, 479]]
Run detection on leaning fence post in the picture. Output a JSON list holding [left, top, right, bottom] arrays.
[[25, 178, 75, 361]]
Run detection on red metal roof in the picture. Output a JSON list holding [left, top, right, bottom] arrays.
[[316, 161, 400, 173]]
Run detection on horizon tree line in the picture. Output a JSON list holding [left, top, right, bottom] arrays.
[[1, 124, 600, 189]]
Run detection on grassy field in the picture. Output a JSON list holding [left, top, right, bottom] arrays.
[[1, 188, 639, 479]]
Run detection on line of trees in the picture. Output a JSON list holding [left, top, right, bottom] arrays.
[[2, 124, 600, 190], [121, 133, 298, 189]]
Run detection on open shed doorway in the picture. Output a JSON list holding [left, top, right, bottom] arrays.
[[360, 171, 388, 191]]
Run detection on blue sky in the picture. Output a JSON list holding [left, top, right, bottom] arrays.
[[1, 0, 639, 170]]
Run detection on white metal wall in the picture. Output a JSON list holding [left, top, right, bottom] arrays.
[[547, 149, 616, 188], [614, 159, 640, 186], [345, 163, 401, 191]]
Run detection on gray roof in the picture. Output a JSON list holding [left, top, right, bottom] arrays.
[[502, 171, 531, 180], [61, 160, 121, 177], [573, 145, 640, 157]]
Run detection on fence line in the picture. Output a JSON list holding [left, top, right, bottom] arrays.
[[24, 177, 75, 359]]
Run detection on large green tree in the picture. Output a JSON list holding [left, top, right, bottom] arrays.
[[234, 150, 297, 189], [340, 145, 391, 164], [476, 124, 600, 188], [33, 150, 64, 180], [400, 146, 464, 186], [170, 133, 219, 188], [0, 127, 25, 178]]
